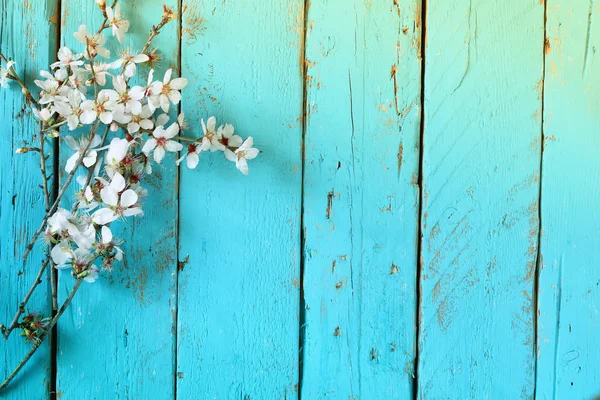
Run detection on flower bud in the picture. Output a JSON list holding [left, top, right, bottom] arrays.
[[15, 147, 28, 154], [96, 0, 106, 13], [49, 130, 60, 138], [110, 122, 119, 132], [162, 5, 176, 22]]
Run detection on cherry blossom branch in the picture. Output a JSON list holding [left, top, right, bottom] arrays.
[[0, 4, 260, 393], [0, 278, 83, 391], [20, 124, 100, 265]]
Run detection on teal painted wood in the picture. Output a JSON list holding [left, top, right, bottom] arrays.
[[56, 1, 179, 398], [536, 1, 600, 398], [177, 0, 303, 398], [0, 0, 58, 397], [300, 1, 421, 398], [418, 0, 544, 398]]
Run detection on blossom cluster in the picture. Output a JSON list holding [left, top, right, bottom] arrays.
[[2, 4, 259, 284]]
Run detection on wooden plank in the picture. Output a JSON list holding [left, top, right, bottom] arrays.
[[300, 1, 421, 398], [0, 0, 59, 397], [176, 0, 303, 398], [56, 1, 179, 398], [417, 0, 544, 398], [536, 0, 600, 398]]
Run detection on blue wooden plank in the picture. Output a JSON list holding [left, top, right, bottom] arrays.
[[300, 1, 421, 398], [417, 0, 544, 398], [0, 0, 59, 397], [536, 1, 600, 398], [177, 0, 303, 398], [56, 1, 179, 398]]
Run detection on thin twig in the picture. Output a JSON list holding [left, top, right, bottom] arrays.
[[0, 279, 83, 392], [0, 51, 40, 110], [140, 7, 177, 55], [38, 122, 51, 211], [96, 0, 118, 35], [0, 258, 50, 339]]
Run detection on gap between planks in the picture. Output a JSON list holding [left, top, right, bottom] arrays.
[[413, 0, 427, 398], [532, 0, 549, 397], [173, 0, 185, 398], [297, 0, 311, 398]]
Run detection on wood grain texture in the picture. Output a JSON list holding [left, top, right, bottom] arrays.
[[536, 1, 600, 398], [300, 1, 421, 398], [177, 0, 303, 398], [0, 0, 58, 397], [417, 0, 544, 398], [56, 1, 179, 398]]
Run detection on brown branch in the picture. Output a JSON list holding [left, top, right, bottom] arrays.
[[0, 258, 50, 339], [140, 6, 177, 55], [38, 122, 51, 211], [0, 279, 83, 392]]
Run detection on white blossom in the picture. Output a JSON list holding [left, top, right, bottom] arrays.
[[0, 60, 15, 88], [51, 47, 84, 69], [85, 62, 111, 86], [127, 105, 154, 134], [176, 141, 207, 169], [225, 136, 259, 175], [111, 52, 149, 78], [92, 172, 143, 225], [200, 117, 224, 151], [32, 107, 55, 122], [35, 70, 69, 105], [217, 123, 242, 149], [64, 135, 102, 173], [106, 4, 130, 43], [105, 137, 130, 166], [80, 89, 118, 124], [74, 25, 110, 58], [52, 89, 85, 130], [113, 75, 144, 115], [150, 69, 187, 113], [142, 123, 182, 163]]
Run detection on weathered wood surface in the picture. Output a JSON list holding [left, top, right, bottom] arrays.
[[1, 0, 600, 398], [417, 0, 544, 398], [177, 0, 303, 398], [56, 0, 179, 399], [301, 0, 421, 398], [536, 0, 600, 398], [0, 0, 58, 398]]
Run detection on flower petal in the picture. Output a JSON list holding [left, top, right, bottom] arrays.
[[92, 208, 118, 225], [186, 152, 199, 169], [236, 157, 249, 175], [153, 146, 166, 163], [165, 140, 183, 152], [120, 189, 138, 207], [100, 187, 119, 206], [110, 172, 126, 193], [122, 207, 143, 217], [65, 152, 80, 173], [169, 77, 187, 90], [142, 138, 157, 155]]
